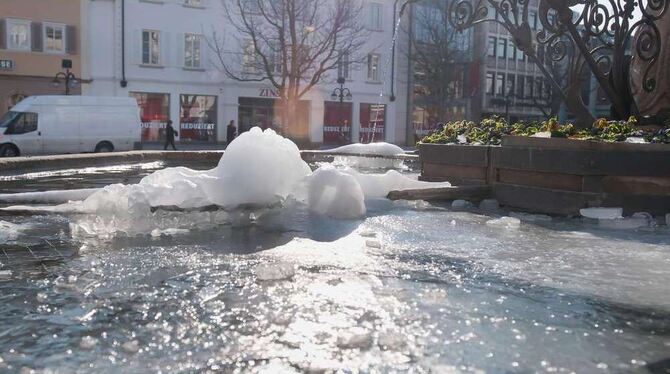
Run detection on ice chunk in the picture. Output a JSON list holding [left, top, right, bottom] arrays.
[[486, 217, 521, 229], [0, 188, 99, 204], [625, 137, 647, 143], [598, 216, 650, 230], [331, 155, 406, 170], [378, 331, 407, 351], [510, 212, 552, 222], [358, 230, 377, 238], [0, 221, 28, 243], [122, 340, 140, 354], [452, 199, 474, 210], [340, 168, 451, 198], [327, 142, 405, 156], [79, 336, 98, 350], [307, 166, 366, 219], [336, 327, 373, 349], [479, 199, 500, 212], [580, 207, 623, 219], [150, 228, 190, 237], [255, 262, 295, 282], [365, 240, 382, 249], [531, 131, 552, 138]]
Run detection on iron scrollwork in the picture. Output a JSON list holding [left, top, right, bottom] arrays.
[[448, 0, 668, 126]]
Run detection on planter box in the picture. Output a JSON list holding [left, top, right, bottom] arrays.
[[493, 136, 670, 215], [418, 143, 493, 185], [419, 137, 670, 215]]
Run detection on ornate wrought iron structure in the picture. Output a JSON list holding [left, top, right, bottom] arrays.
[[448, 0, 668, 126]]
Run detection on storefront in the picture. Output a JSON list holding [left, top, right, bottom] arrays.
[[322, 101, 352, 144], [130, 92, 170, 143], [359, 103, 386, 143], [179, 94, 217, 143], [238, 97, 309, 138]]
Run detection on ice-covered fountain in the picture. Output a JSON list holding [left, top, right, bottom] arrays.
[[0, 128, 669, 373]]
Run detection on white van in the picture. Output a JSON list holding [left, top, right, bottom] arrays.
[[0, 96, 141, 157]]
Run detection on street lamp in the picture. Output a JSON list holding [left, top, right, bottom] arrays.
[[52, 59, 78, 95], [330, 77, 353, 144]]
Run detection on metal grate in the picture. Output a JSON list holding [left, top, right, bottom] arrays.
[[0, 239, 77, 269]]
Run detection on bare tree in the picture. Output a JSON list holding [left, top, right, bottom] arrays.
[[210, 0, 367, 141], [408, 0, 471, 124]]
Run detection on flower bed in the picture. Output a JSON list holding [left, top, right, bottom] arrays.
[[420, 117, 670, 146]]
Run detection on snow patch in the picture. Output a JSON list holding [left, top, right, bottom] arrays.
[[307, 166, 366, 219], [327, 142, 405, 156]]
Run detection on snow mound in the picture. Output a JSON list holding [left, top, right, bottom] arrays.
[[327, 142, 405, 157], [214, 127, 312, 207], [307, 166, 366, 219]]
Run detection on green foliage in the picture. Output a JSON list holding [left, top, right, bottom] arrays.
[[419, 116, 670, 145]]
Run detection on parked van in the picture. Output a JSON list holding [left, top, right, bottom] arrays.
[[0, 96, 141, 157]]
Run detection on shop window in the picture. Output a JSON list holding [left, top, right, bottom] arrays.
[[179, 95, 217, 142], [486, 72, 495, 95], [367, 53, 380, 82], [487, 36, 496, 57], [184, 33, 202, 68], [1, 112, 38, 135], [130, 92, 170, 142], [142, 30, 161, 65], [44, 23, 66, 53], [359, 103, 385, 143], [8, 19, 31, 51]]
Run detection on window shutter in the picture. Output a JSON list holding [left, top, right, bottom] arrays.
[[0, 19, 6, 49], [161, 31, 171, 66], [133, 29, 142, 64], [176, 33, 184, 67], [66, 25, 77, 54], [31, 22, 43, 52], [201, 36, 210, 70]]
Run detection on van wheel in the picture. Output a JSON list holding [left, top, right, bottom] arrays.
[[0, 144, 20, 157], [95, 141, 114, 153]]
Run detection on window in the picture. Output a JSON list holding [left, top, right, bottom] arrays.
[[497, 38, 506, 59], [530, 11, 538, 30], [487, 36, 497, 57], [130, 92, 170, 142], [367, 53, 380, 82], [0, 112, 38, 135], [486, 72, 495, 95], [180, 95, 217, 142], [496, 73, 505, 95], [242, 39, 257, 73], [44, 24, 66, 53], [525, 75, 534, 97], [508, 39, 516, 60], [7, 19, 30, 51], [368, 3, 383, 30], [507, 74, 515, 96], [517, 76, 525, 98], [338, 52, 350, 79], [535, 77, 543, 98], [184, 33, 202, 68], [142, 30, 161, 65]]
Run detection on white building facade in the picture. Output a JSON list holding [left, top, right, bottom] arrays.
[[83, 0, 411, 146]]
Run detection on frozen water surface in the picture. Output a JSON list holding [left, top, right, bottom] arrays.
[[0, 131, 669, 373]]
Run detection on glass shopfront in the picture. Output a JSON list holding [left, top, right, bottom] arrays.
[[238, 97, 309, 137], [130, 92, 170, 142], [359, 103, 386, 143], [323, 101, 352, 144], [179, 94, 217, 142]]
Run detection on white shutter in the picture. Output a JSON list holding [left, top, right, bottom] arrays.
[[161, 31, 171, 66], [133, 29, 142, 64], [176, 33, 184, 68], [201, 35, 210, 70]]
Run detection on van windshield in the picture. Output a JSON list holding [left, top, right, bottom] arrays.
[[0, 111, 20, 128], [0, 111, 38, 135]]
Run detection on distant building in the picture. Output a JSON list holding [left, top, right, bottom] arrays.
[[0, 0, 85, 115], [84, 0, 413, 146]]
